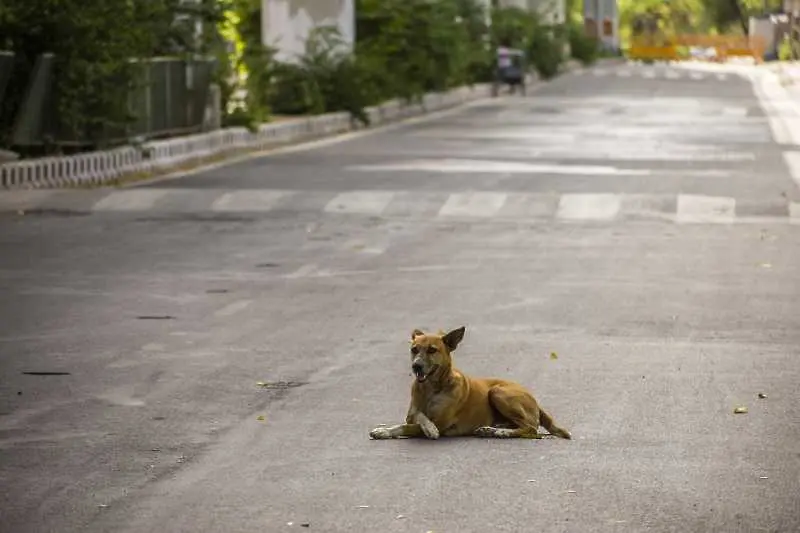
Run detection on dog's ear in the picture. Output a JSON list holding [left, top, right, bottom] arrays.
[[441, 326, 466, 351], [411, 328, 424, 340]]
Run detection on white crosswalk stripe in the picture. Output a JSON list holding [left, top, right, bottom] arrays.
[[92, 189, 170, 211], [557, 193, 622, 221], [438, 192, 508, 218], [211, 190, 293, 212], [324, 191, 395, 215], [676, 194, 736, 224]]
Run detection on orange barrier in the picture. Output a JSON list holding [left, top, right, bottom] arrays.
[[628, 34, 766, 63]]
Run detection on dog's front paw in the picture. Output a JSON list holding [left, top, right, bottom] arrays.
[[369, 426, 394, 440], [420, 419, 440, 440]]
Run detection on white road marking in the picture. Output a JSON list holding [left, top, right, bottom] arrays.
[[717, 74, 728, 81], [782, 151, 800, 189], [396, 265, 451, 272], [790, 202, 800, 224], [676, 194, 735, 224], [722, 107, 748, 117], [141, 343, 166, 352], [690, 72, 704, 80], [556, 194, 622, 221], [438, 192, 508, 218], [642, 70, 656, 79], [313, 268, 377, 278], [665, 71, 681, 80], [344, 240, 386, 255], [211, 190, 292, 212], [214, 299, 253, 317], [324, 191, 395, 215], [617, 70, 633, 78], [92, 189, 171, 211], [285, 264, 318, 279]]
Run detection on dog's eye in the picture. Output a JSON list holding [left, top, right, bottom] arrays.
[[427, 346, 437, 354], [410, 345, 419, 355]]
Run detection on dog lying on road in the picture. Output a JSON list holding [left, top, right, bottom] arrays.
[[369, 326, 571, 440]]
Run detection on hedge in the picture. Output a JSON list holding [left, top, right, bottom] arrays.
[[265, 2, 576, 124]]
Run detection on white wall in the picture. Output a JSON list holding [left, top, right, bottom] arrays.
[[261, 0, 355, 63]]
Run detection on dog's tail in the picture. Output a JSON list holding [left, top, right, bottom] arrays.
[[539, 408, 572, 439]]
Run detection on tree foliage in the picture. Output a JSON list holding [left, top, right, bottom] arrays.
[[0, 0, 227, 150], [620, 0, 779, 39]]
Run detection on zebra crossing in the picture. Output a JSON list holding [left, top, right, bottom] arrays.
[[8, 187, 796, 225], [575, 64, 737, 82]]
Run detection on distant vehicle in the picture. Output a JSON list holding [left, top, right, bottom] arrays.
[[492, 46, 526, 97]]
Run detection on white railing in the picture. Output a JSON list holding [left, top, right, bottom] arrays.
[[1, 83, 493, 189]]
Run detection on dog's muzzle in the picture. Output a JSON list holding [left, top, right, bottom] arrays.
[[412, 361, 435, 383]]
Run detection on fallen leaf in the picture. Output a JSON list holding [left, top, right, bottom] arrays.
[[734, 406, 748, 414], [301, 523, 310, 528], [759, 263, 772, 269], [567, 490, 577, 494], [527, 479, 536, 483], [256, 415, 266, 421], [97, 504, 109, 509], [550, 352, 558, 360], [758, 393, 767, 399], [396, 515, 406, 520], [357, 505, 370, 509], [256, 382, 266, 387], [759, 476, 769, 480]]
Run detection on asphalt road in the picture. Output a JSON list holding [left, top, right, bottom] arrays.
[[1, 61, 799, 533]]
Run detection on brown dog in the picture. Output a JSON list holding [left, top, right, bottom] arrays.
[[369, 326, 571, 440]]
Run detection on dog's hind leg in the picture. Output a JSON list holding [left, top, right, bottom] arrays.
[[538, 408, 572, 439], [474, 386, 543, 439]]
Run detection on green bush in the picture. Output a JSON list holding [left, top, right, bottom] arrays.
[[269, 27, 371, 124], [527, 21, 566, 80], [568, 23, 599, 66], [0, 0, 227, 151], [778, 35, 793, 62], [266, 0, 496, 123]]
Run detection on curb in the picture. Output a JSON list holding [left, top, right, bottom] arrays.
[[0, 63, 580, 191]]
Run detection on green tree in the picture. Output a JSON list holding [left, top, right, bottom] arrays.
[[0, 0, 227, 150]]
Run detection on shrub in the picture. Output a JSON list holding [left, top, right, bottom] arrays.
[[527, 20, 566, 80], [270, 27, 371, 124], [568, 22, 600, 66]]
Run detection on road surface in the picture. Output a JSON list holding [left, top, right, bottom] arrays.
[[1, 61, 799, 533]]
